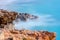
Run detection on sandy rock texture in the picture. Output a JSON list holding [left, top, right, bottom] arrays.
[[3, 29, 56, 40], [0, 9, 38, 29], [0, 9, 56, 40]]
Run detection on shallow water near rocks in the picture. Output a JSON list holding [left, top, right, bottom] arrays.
[[0, 0, 60, 40]]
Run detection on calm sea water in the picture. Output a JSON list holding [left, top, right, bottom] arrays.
[[0, 0, 60, 40]]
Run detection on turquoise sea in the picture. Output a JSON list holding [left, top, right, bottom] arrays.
[[0, 0, 60, 40]]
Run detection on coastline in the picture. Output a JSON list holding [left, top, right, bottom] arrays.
[[0, 9, 56, 40]]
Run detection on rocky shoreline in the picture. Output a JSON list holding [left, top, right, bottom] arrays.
[[3, 29, 55, 40], [0, 9, 56, 40]]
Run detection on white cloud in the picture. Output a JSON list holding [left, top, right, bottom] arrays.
[[16, 0, 35, 3], [0, 0, 16, 6], [0, 0, 35, 6], [0, 0, 36, 9]]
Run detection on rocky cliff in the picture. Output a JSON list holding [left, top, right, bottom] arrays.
[[0, 9, 56, 40], [3, 29, 55, 40]]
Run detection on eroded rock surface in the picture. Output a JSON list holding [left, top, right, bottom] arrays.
[[3, 29, 56, 40], [0, 9, 38, 29], [0, 9, 17, 29], [0, 9, 56, 40], [17, 13, 38, 21]]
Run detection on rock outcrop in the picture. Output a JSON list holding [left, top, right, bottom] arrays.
[[0, 9, 17, 29], [3, 29, 56, 40], [17, 13, 38, 21], [0, 9, 56, 40], [0, 9, 38, 29]]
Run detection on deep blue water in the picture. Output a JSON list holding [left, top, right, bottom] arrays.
[[0, 0, 60, 40]]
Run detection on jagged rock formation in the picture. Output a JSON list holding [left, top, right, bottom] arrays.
[[0, 9, 38, 29], [0, 9, 17, 29], [0, 9, 56, 40], [17, 13, 38, 21], [3, 29, 56, 40]]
